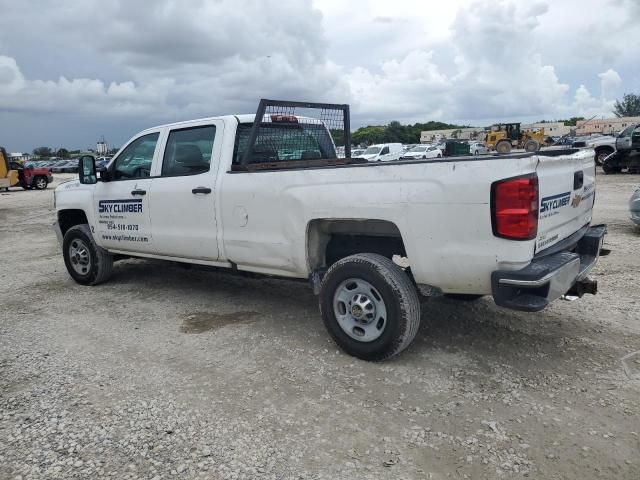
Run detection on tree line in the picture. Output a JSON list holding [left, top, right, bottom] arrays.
[[332, 120, 470, 146]]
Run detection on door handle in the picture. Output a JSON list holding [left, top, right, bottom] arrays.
[[131, 189, 146, 196], [192, 187, 212, 194]]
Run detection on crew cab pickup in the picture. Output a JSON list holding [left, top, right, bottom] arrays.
[[53, 100, 606, 361]]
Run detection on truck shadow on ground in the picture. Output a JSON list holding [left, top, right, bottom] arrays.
[[102, 259, 633, 379]]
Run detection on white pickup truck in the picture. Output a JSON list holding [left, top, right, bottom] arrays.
[[54, 100, 606, 361]]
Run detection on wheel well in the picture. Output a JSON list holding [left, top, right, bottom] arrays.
[[58, 209, 88, 236], [595, 146, 614, 154], [307, 219, 407, 271]]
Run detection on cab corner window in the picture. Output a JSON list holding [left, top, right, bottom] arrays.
[[114, 132, 159, 180], [162, 125, 216, 176]]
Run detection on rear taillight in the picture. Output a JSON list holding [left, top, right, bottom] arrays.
[[491, 174, 538, 240]]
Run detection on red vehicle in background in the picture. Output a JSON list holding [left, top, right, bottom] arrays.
[[10, 160, 53, 190]]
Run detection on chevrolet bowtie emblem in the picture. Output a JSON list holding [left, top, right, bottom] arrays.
[[571, 194, 582, 208]]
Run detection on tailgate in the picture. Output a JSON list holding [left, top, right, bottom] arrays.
[[535, 149, 595, 252]]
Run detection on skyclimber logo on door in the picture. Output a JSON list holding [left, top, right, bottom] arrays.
[[98, 199, 143, 214]]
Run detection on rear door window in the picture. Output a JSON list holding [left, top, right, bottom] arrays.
[[161, 125, 216, 176]]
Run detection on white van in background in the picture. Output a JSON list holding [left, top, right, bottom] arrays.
[[360, 143, 403, 162]]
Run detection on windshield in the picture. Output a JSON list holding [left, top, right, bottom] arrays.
[[408, 146, 427, 152], [619, 125, 635, 138], [364, 146, 381, 155]]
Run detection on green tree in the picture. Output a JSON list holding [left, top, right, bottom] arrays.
[[565, 117, 584, 127], [613, 93, 640, 117], [351, 120, 470, 146], [32, 146, 53, 158], [330, 129, 345, 147], [56, 148, 70, 159], [352, 126, 386, 145]]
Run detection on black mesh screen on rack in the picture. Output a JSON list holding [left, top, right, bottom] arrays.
[[236, 99, 353, 170]]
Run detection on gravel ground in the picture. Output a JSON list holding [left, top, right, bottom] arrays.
[[1, 172, 639, 480]]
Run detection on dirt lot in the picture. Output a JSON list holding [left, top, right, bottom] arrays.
[[1, 172, 639, 480]]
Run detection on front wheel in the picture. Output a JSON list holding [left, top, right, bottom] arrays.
[[63, 224, 113, 285], [319, 253, 421, 361], [524, 140, 540, 152], [496, 140, 512, 154]]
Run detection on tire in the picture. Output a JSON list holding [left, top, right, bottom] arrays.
[[524, 140, 540, 152], [62, 224, 113, 285], [496, 140, 512, 154], [474, 150, 479, 156], [319, 253, 421, 361], [602, 162, 617, 174], [34, 176, 48, 190], [595, 149, 613, 166]]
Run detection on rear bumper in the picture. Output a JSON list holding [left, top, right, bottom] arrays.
[[491, 224, 606, 312]]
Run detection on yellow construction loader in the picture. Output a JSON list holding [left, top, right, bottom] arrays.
[[0, 146, 19, 191], [485, 123, 547, 154]]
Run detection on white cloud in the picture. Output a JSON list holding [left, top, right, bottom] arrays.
[[0, 0, 638, 150], [598, 69, 622, 100]]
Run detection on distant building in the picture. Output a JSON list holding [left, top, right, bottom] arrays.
[[522, 121, 571, 137], [9, 152, 32, 161], [576, 116, 640, 135], [96, 141, 108, 155]]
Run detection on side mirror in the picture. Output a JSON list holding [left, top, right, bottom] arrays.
[[78, 155, 97, 184]]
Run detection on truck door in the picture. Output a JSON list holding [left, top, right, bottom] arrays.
[[147, 121, 222, 260], [616, 125, 634, 151], [93, 132, 160, 253]]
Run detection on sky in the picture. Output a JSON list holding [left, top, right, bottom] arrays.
[[0, 0, 638, 152]]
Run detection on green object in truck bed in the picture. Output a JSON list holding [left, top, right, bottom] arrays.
[[444, 140, 471, 156]]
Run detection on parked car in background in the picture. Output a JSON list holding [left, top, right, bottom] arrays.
[[9, 161, 53, 189], [553, 136, 576, 147], [586, 135, 617, 166], [62, 159, 79, 173], [351, 149, 365, 157], [360, 143, 403, 162], [469, 141, 489, 155], [631, 187, 640, 225], [400, 145, 442, 160]]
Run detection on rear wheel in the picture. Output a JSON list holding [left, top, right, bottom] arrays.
[[34, 176, 48, 190], [319, 253, 421, 361], [495, 140, 512, 154], [63, 224, 113, 285], [524, 140, 540, 152]]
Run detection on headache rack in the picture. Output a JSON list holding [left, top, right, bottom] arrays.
[[235, 99, 361, 171]]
